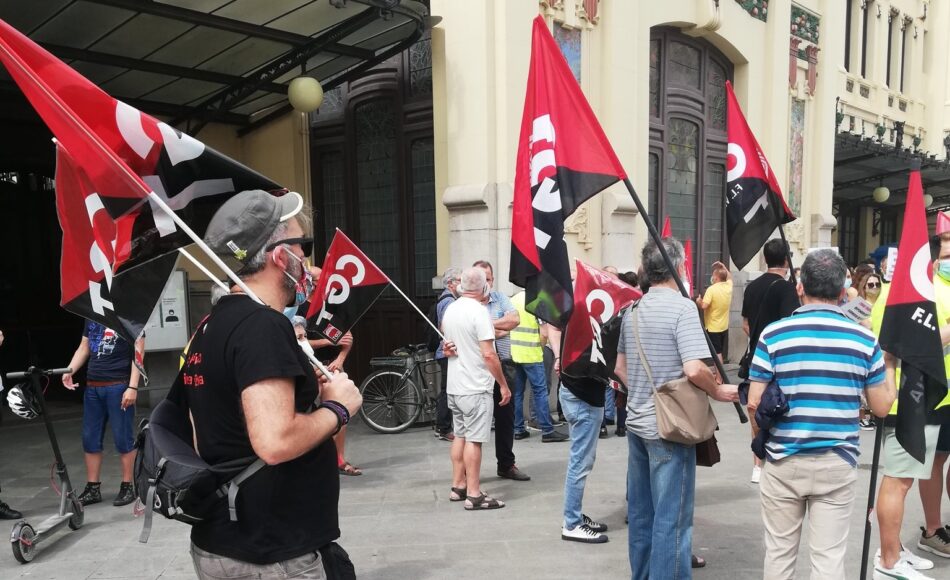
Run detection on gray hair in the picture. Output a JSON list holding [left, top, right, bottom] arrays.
[[459, 266, 488, 294], [801, 249, 846, 301], [290, 315, 308, 329], [641, 237, 685, 285], [442, 267, 462, 288], [210, 284, 229, 305]]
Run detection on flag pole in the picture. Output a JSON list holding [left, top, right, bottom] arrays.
[[146, 192, 334, 380], [859, 417, 885, 580], [386, 277, 445, 340], [622, 178, 748, 423], [178, 248, 229, 292], [776, 221, 798, 286]]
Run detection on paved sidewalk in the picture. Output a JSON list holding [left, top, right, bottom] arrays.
[[0, 401, 946, 579]]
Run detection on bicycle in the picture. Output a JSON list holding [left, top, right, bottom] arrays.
[[358, 344, 441, 434]]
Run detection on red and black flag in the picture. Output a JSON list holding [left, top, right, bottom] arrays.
[[880, 165, 949, 462], [725, 81, 795, 270], [55, 143, 177, 345], [306, 229, 390, 343], [510, 16, 627, 327], [0, 18, 281, 276], [561, 261, 642, 384], [661, 216, 672, 239]]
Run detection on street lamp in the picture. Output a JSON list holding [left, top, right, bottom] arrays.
[[872, 184, 890, 203], [924, 193, 934, 208], [287, 76, 324, 113]]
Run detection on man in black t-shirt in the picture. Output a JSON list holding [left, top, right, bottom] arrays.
[[740, 238, 800, 484], [185, 190, 362, 579]]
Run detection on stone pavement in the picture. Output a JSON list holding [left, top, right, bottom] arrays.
[[0, 400, 947, 579]]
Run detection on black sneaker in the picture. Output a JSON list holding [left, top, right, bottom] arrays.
[[0, 500, 22, 520], [599, 425, 609, 439], [541, 430, 569, 443], [615, 425, 626, 437], [113, 482, 135, 507], [514, 430, 530, 440], [582, 514, 608, 533], [78, 482, 102, 506]]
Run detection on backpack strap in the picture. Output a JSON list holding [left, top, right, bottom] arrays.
[[138, 456, 167, 543], [219, 458, 267, 522]]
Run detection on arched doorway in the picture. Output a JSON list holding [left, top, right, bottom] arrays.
[[648, 27, 733, 284], [310, 32, 435, 381]]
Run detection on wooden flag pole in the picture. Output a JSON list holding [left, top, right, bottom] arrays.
[[776, 220, 798, 286], [385, 277, 446, 341], [622, 178, 748, 423]]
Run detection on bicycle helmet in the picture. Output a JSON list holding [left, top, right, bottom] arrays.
[[7, 383, 40, 420]]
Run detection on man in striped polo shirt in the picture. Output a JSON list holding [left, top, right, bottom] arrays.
[[748, 248, 896, 579]]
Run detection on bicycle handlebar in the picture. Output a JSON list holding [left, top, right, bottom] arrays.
[[5, 367, 73, 381]]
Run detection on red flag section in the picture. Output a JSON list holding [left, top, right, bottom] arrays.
[[306, 229, 391, 344], [561, 261, 642, 384], [725, 81, 795, 270], [55, 144, 177, 345], [937, 211, 950, 236], [0, 18, 282, 282], [880, 166, 948, 462], [684, 238, 694, 296], [510, 16, 627, 328], [661, 216, 672, 238]]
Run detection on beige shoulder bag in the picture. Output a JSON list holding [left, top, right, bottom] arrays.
[[630, 307, 717, 445]]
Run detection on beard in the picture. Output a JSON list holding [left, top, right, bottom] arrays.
[[282, 254, 302, 306]]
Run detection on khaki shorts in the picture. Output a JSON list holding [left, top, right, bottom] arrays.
[[447, 392, 493, 443], [882, 425, 940, 479]]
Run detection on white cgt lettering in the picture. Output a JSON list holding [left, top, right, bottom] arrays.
[[586, 289, 615, 366], [84, 193, 117, 315], [528, 114, 562, 250], [314, 254, 367, 326]]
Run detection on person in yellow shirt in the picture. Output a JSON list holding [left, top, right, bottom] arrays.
[[696, 261, 732, 364]]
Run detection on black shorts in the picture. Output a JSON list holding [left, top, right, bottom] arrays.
[[938, 423, 950, 453], [708, 331, 727, 354]]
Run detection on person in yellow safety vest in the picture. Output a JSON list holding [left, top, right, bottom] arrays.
[[872, 237, 950, 575], [511, 291, 567, 442]]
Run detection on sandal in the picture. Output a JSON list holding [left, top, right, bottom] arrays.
[[691, 554, 706, 569], [464, 492, 505, 511], [338, 462, 362, 476], [449, 487, 466, 502]]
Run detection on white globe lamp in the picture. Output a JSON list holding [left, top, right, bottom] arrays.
[[288, 76, 324, 113], [872, 186, 890, 203], [923, 193, 934, 208]]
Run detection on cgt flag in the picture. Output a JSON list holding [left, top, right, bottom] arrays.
[[55, 143, 177, 345], [725, 81, 796, 270], [661, 216, 672, 239], [561, 261, 642, 384], [306, 229, 390, 343], [0, 18, 282, 276], [880, 166, 948, 462], [510, 16, 627, 328]]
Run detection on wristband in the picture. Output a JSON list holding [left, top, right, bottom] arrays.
[[127, 386, 138, 391], [319, 400, 350, 434]]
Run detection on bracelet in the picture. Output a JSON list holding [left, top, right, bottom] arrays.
[[319, 400, 350, 434], [127, 386, 138, 391]]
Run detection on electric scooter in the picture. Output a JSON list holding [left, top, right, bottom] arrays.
[[4, 366, 83, 563]]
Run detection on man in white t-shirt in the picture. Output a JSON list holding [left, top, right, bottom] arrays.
[[442, 267, 512, 510]]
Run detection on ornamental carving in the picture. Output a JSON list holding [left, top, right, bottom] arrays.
[[735, 0, 768, 22], [577, 0, 599, 24], [790, 5, 819, 44], [564, 205, 593, 248]]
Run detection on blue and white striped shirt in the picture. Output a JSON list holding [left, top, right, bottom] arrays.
[[749, 304, 885, 466]]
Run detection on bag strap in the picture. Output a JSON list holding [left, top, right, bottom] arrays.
[[138, 455, 167, 543], [743, 278, 783, 362], [629, 307, 658, 394], [219, 458, 267, 522]]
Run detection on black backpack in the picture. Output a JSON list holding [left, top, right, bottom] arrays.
[[133, 398, 265, 542]]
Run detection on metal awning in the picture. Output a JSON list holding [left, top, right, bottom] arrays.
[[833, 132, 950, 214], [0, 0, 428, 134]]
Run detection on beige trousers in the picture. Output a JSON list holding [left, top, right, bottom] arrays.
[[760, 451, 858, 580]]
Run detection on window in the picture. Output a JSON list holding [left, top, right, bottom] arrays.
[[410, 138, 436, 297], [861, 1, 870, 78], [844, 0, 853, 72], [837, 206, 860, 266], [879, 211, 898, 245], [886, 11, 896, 86], [900, 19, 910, 92]]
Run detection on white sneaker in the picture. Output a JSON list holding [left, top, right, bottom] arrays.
[[873, 556, 935, 579], [876, 548, 935, 571], [750, 466, 762, 484], [561, 523, 608, 544]]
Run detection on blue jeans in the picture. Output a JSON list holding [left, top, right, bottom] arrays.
[[82, 384, 135, 454], [604, 385, 616, 421], [559, 385, 603, 529], [627, 432, 696, 580], [513, 362, 553, 434]]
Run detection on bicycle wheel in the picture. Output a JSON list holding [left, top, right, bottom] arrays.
[[359, 369, 423, 433]]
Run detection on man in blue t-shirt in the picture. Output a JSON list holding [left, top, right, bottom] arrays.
[[63, 321, 144, 507], [748, 249, 896, 579]]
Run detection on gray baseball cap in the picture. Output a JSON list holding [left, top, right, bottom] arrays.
[[204, 189, 304, 266]]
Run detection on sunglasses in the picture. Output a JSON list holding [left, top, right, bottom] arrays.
[[266, 237, 313, 258], [866, 282, 880, 289]]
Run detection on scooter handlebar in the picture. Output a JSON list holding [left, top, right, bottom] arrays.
[[5, 367, 72, 381]]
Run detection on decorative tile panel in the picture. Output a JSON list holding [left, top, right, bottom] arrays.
[[788, 99, 805, 216], [735, 0, 768, 22], [790, 5, 819, 44], [553, 23, 582, 83]]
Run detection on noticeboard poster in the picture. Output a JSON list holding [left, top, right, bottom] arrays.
[[144, 270, 189, 352]]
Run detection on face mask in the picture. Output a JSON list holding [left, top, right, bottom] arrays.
[[843, 278, 852, 290], [937, 260, 950, 282], [297, 338, 315, 357], [283, 306, 299, 320], [783, 270, 791, 281], [282, 249, 314, 307]]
